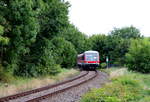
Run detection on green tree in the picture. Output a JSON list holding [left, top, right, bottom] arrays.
[[105, 36, 130, 65], [0, 25, 9, 64], [37, 0, 69, 38], [21, 0, 71, 76], [0, 0, 80, 78], [16, 38, 60, 77], [51, 37, 77, 68], [6, 0, 39, 74], [89, 34, 107, 62], [112, 38, 130, 65], [89, 34, 130, 65], [110, 26, 141, 39], [61, 24, 88, 53], [0, 25, 9, 45], [0, 0, 11, 66], [126, 39, 150, 73]]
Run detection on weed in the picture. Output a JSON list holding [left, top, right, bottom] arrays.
[[81, 68, 150, 102]]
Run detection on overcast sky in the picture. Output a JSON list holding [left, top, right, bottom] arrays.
[[66, 0, 150, 37]]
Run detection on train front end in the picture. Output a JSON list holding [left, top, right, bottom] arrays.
[[84, 51, 99, 70], [77, 51, 100, 70]]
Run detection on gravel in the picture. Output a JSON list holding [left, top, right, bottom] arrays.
[[8, 71, 93, 102], [42, 71, 109, 102]]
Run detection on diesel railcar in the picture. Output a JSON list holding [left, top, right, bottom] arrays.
[[77, 51, 100, 70]]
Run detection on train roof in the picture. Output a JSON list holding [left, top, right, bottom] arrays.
[[77, 53, 84, 57], [84, 51, 99, 54], [77, 51, 99, 57]]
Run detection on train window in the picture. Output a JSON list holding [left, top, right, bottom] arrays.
[[85, 53, 98, 61], [77, 54, 84, 60], [82, 55, 84, 60]]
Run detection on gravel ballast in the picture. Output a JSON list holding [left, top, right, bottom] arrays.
[[42, 71, 109, 102], [8, 71, 91, 102]]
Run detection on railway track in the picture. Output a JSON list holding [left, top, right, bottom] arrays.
[[0, 71, 97, 102]]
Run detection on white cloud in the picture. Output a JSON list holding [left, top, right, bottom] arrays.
[[66, 0, 150, 37]]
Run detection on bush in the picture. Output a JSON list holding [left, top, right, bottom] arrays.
[[47, 64, 61, 75], [101, 62, 107, 68], [113, 61, 121, 66], [0, 65, 14, 83], [125, 39, 150, 73]]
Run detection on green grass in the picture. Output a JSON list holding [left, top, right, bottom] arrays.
[[81, 68, 150, 102]]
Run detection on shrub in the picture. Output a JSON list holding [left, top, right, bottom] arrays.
[[113, 61, 121, 66], [125, 39, 150, 73], [101, 62, 107, 68], [48, 64, 61, 75], [0, 65, 14, 83]]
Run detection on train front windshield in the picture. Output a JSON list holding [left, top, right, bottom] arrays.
[[85, 53, 98, 61]]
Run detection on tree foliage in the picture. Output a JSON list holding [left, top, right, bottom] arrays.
[[4, 0, 39, 74], [126, 39, 150, 73], [105, 36, 130, 65], [88, 26, 142, 66], [21, 0, 71, 76], [0, 0, 149, 80], [110, 26, 141, 39], [0, 25, 9, 45], [89, 34, 107, 62], [89, 34, 130, 65], [37, 0, 69, 38], [61, 24, 88, 53], [51, 37, 77, 68], [15, 38, 60, 77], [0, 0, 74, 77]]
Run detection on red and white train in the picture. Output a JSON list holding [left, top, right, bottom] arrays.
[[77, 51, 100, 70]]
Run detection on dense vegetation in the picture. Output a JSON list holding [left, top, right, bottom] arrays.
[[89, 26, 150, 73], [0, 0, 85, 80], [89, 26, 142, 65], [0, 0, 149, 83], [126, 39, 150, 73]]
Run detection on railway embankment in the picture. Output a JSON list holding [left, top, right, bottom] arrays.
[[0, 69, 79, 98], [42, 71, 108, 102], [0, 70, 109, 102], [81, 67, 150, 102]]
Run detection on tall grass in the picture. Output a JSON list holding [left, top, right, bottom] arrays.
[[81, 68, 150, 102], [0, 69, 79, 97]]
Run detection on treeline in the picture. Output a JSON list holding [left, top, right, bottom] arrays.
[[90, 27, 150, 73], [89, 26, 141, 65], [89, 26, 150, 73], [0, 0, 149, 81], [0, 0, 88, 79]]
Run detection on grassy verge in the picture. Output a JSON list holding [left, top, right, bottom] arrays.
[[81, 67, 150, 102], [0, 68, 79, 97]]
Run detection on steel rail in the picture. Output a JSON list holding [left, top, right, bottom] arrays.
[[0, 71, 88, 102], [27, 71, 97, 102]]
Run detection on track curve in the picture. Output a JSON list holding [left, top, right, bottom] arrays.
[[0, 71, 97, 102], [27, 71, 97, 102]]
